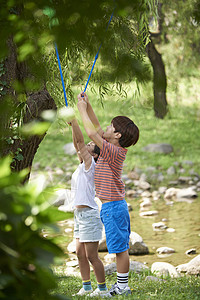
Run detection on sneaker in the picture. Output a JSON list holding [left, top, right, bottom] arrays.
[[109, 283, 131, 296], [73, 287, 93, 296], [90, 288, 111, 298]]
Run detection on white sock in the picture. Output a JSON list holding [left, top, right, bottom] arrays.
[[117, 272, 129, 289]]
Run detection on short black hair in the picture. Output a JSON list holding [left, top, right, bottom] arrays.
[[112, 116, 139, 148], [94, 145, 100, 162]]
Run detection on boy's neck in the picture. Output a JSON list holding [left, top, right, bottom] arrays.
[[108, 137, 121, 147]]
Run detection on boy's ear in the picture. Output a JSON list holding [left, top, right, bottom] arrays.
[[114, 132, 121, 139]]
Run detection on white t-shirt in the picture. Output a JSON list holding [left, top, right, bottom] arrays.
[[71, 157, 99, 209]]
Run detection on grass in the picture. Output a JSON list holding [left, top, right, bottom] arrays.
[[33, 90, 200, 189], [52, 269, 200, 299]]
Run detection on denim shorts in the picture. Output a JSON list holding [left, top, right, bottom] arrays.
[[74, 207, 103, 242], [100, 200, 130, 254]]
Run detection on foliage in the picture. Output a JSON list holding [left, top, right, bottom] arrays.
[[160, 0, 200, 64], [0, 0, 158, 103], [0, 156, 72, 299]]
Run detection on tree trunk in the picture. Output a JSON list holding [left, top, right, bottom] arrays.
[[1, 37, 56, 182], [146, 38, 168, 119]]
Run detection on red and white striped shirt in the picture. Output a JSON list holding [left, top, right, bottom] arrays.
[[94, 139, 127, 201]]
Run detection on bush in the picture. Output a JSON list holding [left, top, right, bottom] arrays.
[[0, 156, 71, 300]]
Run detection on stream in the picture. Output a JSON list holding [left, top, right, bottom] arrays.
[[56, 194, 200, 269]]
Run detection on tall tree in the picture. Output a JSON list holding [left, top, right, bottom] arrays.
[[0, 0, 156, 180], [147, 2, 168, 119]]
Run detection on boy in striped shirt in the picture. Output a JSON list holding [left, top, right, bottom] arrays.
[[77, 92, 139, 296]]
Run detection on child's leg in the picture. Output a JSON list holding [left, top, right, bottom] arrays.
[[76, 239, 90, 282], [84, 241, 106, 285], [116, 250, 129, 289], [116, 250, 129, 273]]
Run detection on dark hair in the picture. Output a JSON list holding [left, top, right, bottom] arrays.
[[93, 144, 100, 162], [112, 116, 139, 148]]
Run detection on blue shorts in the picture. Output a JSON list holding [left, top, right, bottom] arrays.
[[100, 200, 130, 254]]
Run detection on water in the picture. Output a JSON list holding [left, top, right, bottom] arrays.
[[126, 195, 200, 267], [56, 195, 200, 269]]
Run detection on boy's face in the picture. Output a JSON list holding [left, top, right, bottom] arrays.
[[103, 123, 116, 141], [86, 141, 98, 159]]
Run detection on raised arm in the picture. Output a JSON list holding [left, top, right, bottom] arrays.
[[78, 93, 104, 138], [77, 98, 103, 150], [71, 119, 92, 168]]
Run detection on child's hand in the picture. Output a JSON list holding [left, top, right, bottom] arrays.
[[77, 98, 87, 111], [78, 92, 89, 104]]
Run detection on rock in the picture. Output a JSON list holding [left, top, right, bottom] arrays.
[[152, 191, 160, 201], [152, 222, 167, 231], [126, 189, 137, 198], [129, 232, 149, 255], [145, 166, 157, 173], [164, 187, 197, 202], [156, 247, 175, 254], [176, 187, 197, 200], [169, 180, 179, 186], [157, 173, 164, 182], [124, 179, 133, 185], [145, 276, 164, 282], [139, 173, 148, 182], [158, 186, 167, 194], [183, 160, 193, 166], [139, 210, 159, 217], [104, 254, 115, 263], [185, 248, 196, 255], [55, 168, 64, 175], [67, 239, 76, 253], [178, 176, 192, 183], [104, 263, 117, 275], [166, 228, 175, 233], [167, 166, 176, 175], [99, 235, 107, 252], [128, 171, 140, 180], [138, 181, 151, 190], [140, 198, 152, 210], [141, 191, 152, 198], [63, 266, 81, 277], [65, 219, 74, 227], [142, 143, 173, 154], [176, 254, 200, 275], [53, 189, 73, 207], [66, 260, 79, 267], [151, 262, 181, 278], [104, 261, 148, 275], [63, 142, 76, 155], [64, 228, 73, 233], [130, 261, 148, 272]]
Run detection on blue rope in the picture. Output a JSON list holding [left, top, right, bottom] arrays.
[[83, 8, 115, 93], [55, 43, 68, 107], [54, 5, 115, 105]]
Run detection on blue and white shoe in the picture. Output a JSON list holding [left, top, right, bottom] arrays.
[[109, 283, 131, 296]]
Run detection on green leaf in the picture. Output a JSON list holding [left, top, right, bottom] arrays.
[[0, 157, 12, 179], [15, 153, 24, 161], [20, 121, 51, 136]]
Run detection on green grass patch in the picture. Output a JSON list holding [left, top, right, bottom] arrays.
[[52, 269, 200, 299], [33, 90, 200, 189]]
